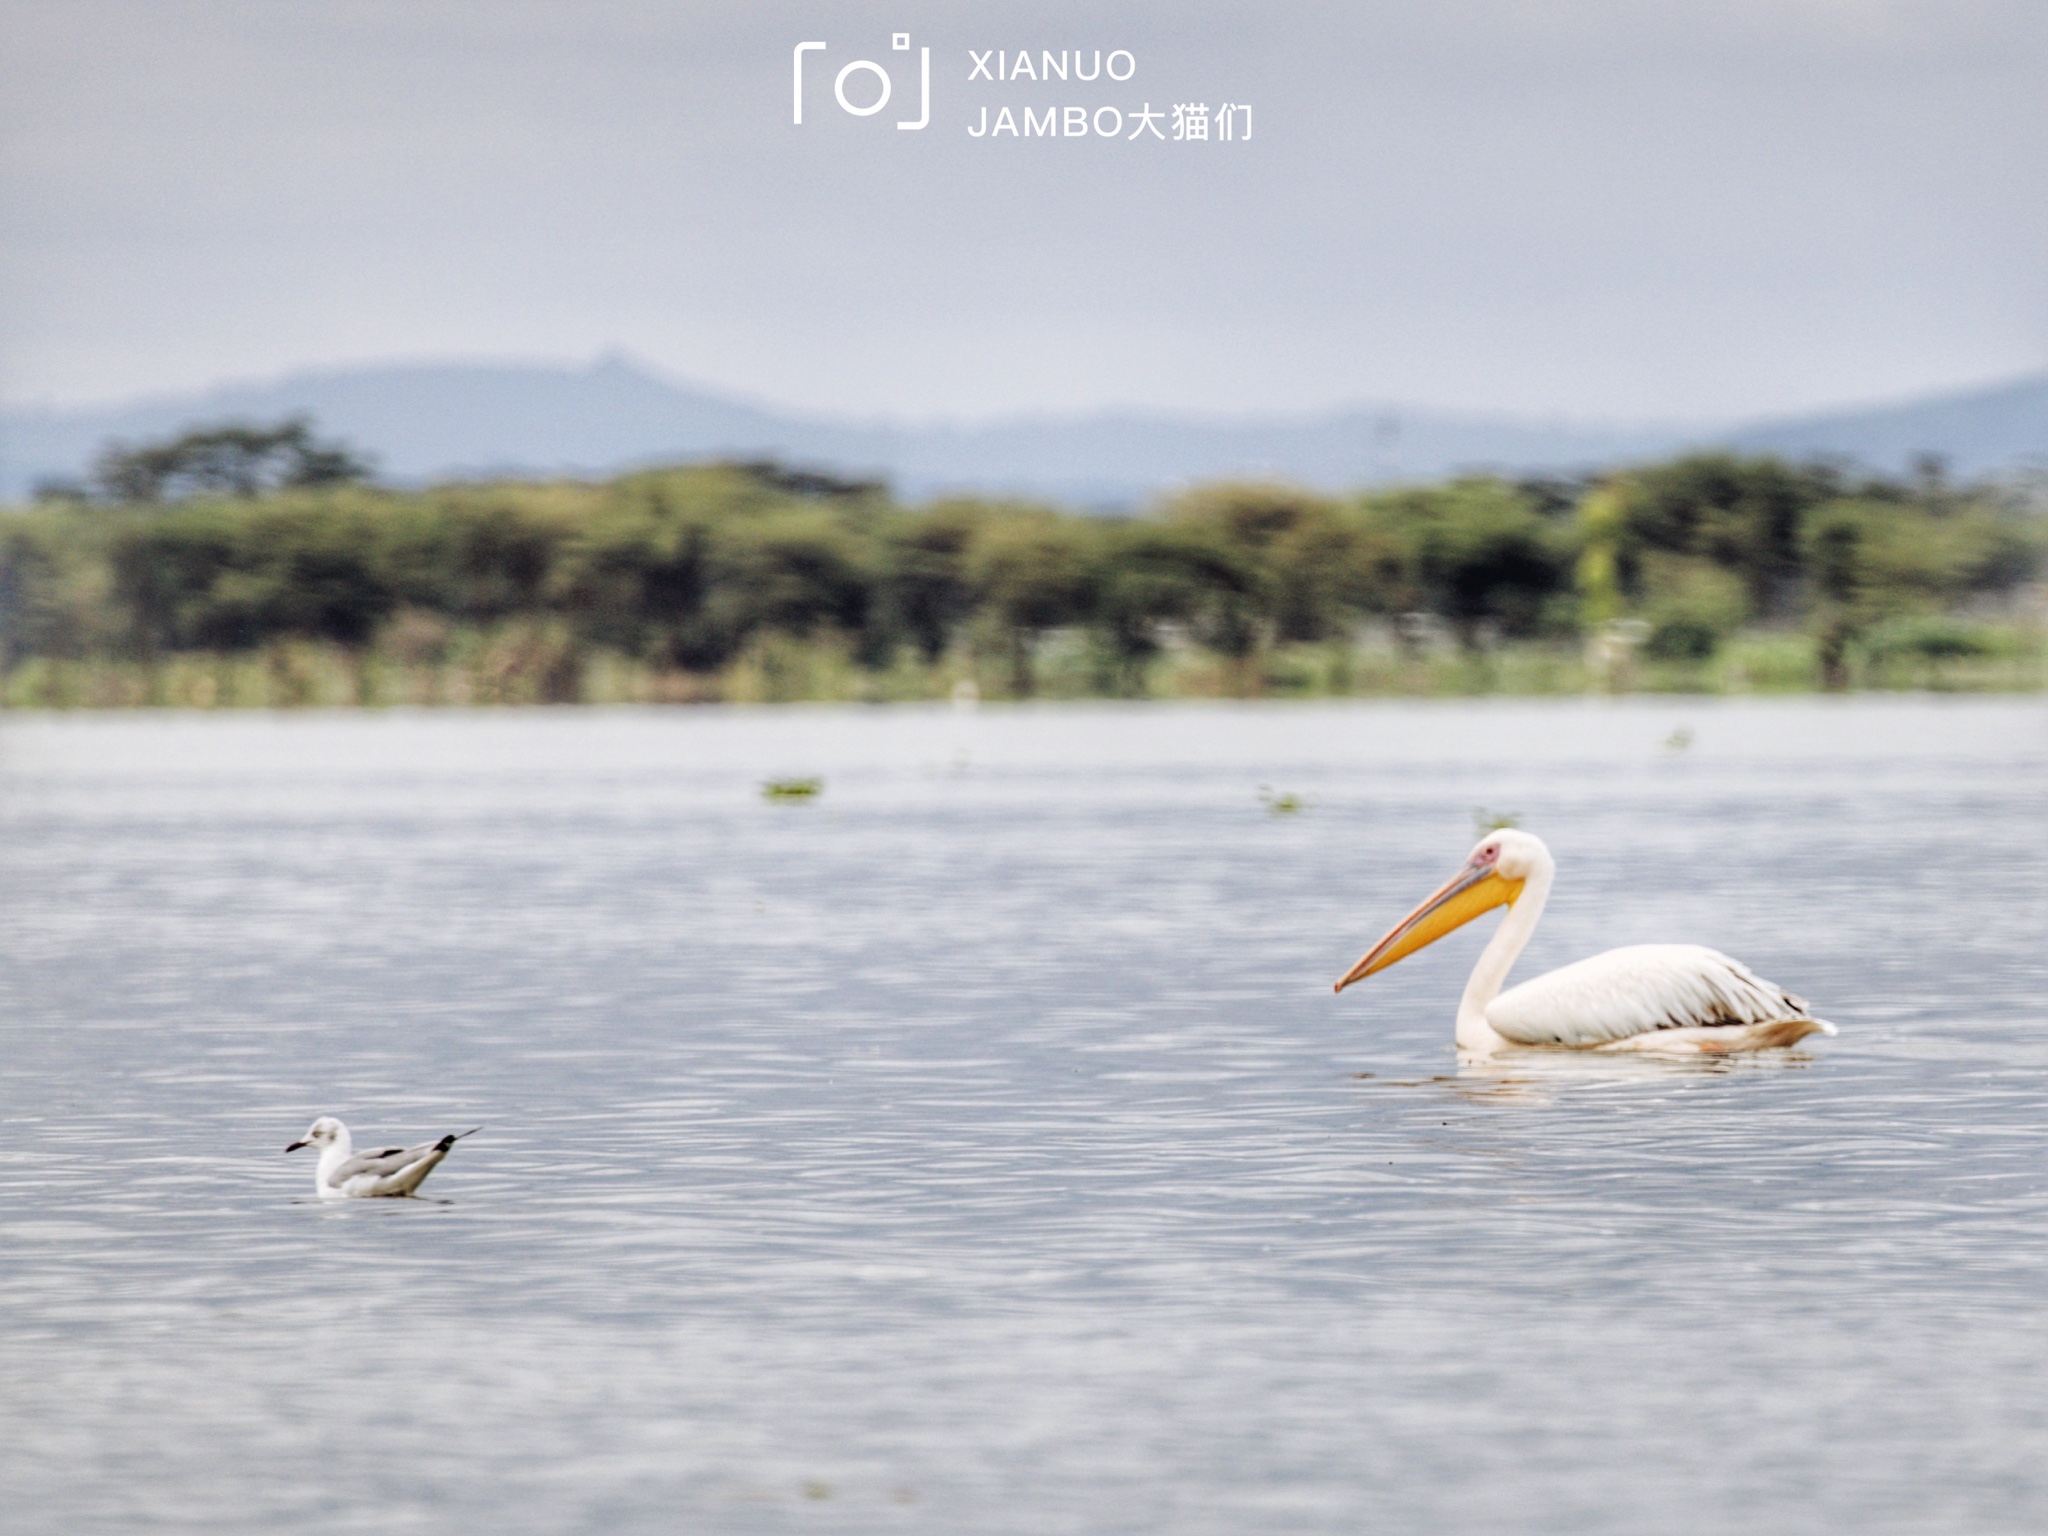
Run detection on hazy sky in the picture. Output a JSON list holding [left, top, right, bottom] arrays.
[[2, 0, 2043, 421]]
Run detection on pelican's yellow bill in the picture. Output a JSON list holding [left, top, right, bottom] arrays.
[[1334, 865, 1523, 992]]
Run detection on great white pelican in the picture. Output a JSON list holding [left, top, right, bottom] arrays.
[[1335, 828, 1835, 1054]]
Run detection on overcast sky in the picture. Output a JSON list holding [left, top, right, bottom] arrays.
[[2, 0, 2043, 422]]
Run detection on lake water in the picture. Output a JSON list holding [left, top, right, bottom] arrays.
[[2, 699, 2046, 1534]]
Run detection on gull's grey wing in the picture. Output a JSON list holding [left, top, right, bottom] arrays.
[[329, 1141, 441, 1181]]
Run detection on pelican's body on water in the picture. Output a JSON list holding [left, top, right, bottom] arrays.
[[285, 1117, 479, 1198], [1336, 829, 1834, 1054]]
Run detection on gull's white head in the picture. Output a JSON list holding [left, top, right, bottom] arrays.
[[1335, 828, 1555, 992], [285, 1116, 346, 1154]]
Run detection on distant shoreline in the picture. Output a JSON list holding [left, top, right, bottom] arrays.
[[5, 454, 2041, 708], [5, 628, 2043, 710]]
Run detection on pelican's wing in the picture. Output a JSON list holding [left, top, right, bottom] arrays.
[[1486, 944, 1812, 1048], [329, 1141, 440, 1182]]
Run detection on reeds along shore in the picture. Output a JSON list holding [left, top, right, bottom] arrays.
[[3, 454, 2043, 707]]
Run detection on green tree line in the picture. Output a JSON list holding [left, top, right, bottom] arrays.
[[2, 439, 2042, 701]]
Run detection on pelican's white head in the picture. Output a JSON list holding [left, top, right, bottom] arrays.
[[1335, 828, 1554, 992], [285, 1116, 348, 1154]]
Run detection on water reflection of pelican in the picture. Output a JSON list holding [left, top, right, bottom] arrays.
[[1335, 829, 1835, 1056], [1452, 1046, 1817, 1103], [1356, 1048, 1819, 1106]]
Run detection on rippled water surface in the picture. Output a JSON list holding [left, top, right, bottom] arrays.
[[3, 700, 2047, 1534]]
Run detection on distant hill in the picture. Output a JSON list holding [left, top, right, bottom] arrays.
[[1726, 374, 2048, 476], [3, 356, 2042, 506]]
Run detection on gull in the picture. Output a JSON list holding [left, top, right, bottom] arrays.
[[285, 1116, 480, 1198]]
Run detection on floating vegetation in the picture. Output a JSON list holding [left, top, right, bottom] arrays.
[[1473, 806, 1521, 834], [761, 776, 823, 802], [1664, 726, 1695, 752], [1258, 785, 1307, 815]]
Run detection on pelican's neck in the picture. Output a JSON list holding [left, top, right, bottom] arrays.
[[1455, 858, 1553, 1052]]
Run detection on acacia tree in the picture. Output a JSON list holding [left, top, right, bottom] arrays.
[[876, 502, 984, 665], [1804, 508, 1864, 690], [1089, 522, 1217, 694], [92, 418, 373, 504], [966, 513, 1095, 696], [1611, 454, 1829, 620], [1360, 480, 1572, 642]]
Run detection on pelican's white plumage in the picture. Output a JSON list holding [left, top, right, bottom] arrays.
[[285, 1116, 478, 1198], [1486, 942, 1821, 1049], [1336, 829, 1834, 1054]]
